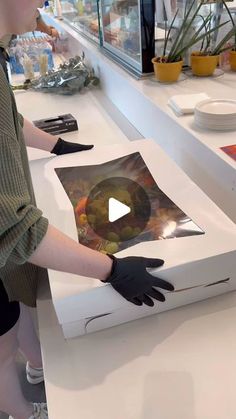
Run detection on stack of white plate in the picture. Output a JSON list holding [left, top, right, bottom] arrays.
[[194, 99, 236, 131]]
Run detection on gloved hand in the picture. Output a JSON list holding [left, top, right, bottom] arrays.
[[104, 255, 174, 307], [51, 138, 94, 155]]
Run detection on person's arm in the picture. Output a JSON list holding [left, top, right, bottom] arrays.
[[22, 117, 94, 154], [0, 131, 112, 280], [0, 131, 173, 305], [36, 13, 60, 38], [29, 224, 174, 307], [28, 224, 112, 281], [23, 117, 58, 151]]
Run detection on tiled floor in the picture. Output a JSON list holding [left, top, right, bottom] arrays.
[[0, 353, 46, 419]]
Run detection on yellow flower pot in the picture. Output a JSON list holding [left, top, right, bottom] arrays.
[[151, 58, 183, 83], [229, 50, 236, 71], [191, 53, 219, 76]]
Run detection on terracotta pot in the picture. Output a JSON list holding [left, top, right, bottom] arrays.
[[229, 50, 236, 71], [151, 57, 183, 83], [191, 53, 219, 76]]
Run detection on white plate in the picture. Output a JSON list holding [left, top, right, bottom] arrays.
[[195, 115, 236, 124], [195, 99, 236, 117], [195, 114, 236, 123], [194, 119, 236, 131], [195, 123, 236, 130], [194, 117, 236, 127]]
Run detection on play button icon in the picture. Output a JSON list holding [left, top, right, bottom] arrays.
[[108, 198, 131, 222], [85, 177, 151, 242]]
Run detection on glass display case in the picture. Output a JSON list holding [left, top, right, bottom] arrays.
[[60, 0, 155, 76], [99, 0, 155, 76], [57, 0, 236, 77], [60, 0, 100, 42]]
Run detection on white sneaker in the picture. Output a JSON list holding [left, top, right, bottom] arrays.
[[9, 402, 48, 419], [26, 362, 44, 385]]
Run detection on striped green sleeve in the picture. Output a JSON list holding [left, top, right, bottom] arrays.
[[0, 133, 48, 267], [18, 112, 24, 127]]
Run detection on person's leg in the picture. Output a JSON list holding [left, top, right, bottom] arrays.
[[17, 303, 42, 369], [0, 320, 33, 419]]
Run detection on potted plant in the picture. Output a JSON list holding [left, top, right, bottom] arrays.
[[151, 23, 183, 83], [152, 0, 201, 83], [152, 0, 230, 82], [191, 2, 236, 76], [190, 12, 217, 76]]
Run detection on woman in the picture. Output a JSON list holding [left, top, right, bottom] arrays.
[[0, 12, 59, 84], [0, 11, 59, 51], [0, 1, 173, 418]]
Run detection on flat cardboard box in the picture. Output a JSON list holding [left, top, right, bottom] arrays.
[[30, 140, 236, 338]]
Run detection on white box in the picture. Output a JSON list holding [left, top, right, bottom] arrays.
[[30, 140, 236, 338]]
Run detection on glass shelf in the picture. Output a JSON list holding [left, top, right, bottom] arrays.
[[61, 0, 100, 42], [100, 0, 155, 76]]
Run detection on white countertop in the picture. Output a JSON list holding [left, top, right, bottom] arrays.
[[18, 67, 236, 169], [14, 40, 236, 419], [141, 70, 236, 169], [14, 88, 135, 161], [49, 15, 236, 221], [54, 12, 236, 164], [37, 280, 236, 419]]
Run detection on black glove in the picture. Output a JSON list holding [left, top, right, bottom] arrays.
[[105, 255, 174, 307], [51, 138, 94, 155]]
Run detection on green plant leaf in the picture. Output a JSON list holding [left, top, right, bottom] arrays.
[[156, 0, 236, 64], [217, 44, 236, 54], [211, 25, 236, 55], [171, 18, 231, 61], [222, 0, 235, 26], [196, 13, 213, 52], [163, 8, 179, 57], [168, 0, 203, 59], [221, 0, 236, 44]]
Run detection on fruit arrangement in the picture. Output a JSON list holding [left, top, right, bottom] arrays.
[[55, 152, 203, 254]]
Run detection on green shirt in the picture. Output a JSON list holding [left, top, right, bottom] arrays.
[[0, 35, 13, 50], [0, 65, 48, 307]]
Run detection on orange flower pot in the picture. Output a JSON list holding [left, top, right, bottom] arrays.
[[191, 53, 219, 76], [151, 57, 183, 83], [229, 50, 236, 71]]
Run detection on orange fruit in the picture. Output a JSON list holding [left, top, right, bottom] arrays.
[[75, 197, 88, 216], [79, 213, 87, 225]]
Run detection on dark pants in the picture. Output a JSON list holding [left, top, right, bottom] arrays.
[[0, 280, 20, 336]]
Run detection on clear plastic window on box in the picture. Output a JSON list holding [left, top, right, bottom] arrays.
[[55, 152, 204, 254]]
